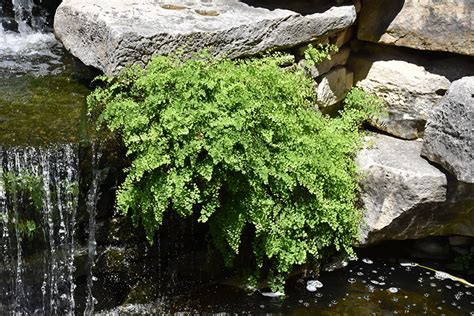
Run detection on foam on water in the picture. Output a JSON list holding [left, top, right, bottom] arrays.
[[0, 29, 57, 55], [0, 0, 63, 76]]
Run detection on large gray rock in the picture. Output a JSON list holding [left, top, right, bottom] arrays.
[[421, 77, 474, 183], [358, 0, 474, 56], [54, 0, 356, 75], [357, 134, 474, 245], [354, 59, 450, 139]]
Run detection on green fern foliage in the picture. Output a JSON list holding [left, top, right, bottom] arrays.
[[88, 52, 380, 291]]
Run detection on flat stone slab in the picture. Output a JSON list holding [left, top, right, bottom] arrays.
[[54, 0, 356, 75]]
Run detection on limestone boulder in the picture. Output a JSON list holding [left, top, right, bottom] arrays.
[[316, 66, 353, 108], [358, 0, 474, 56], [357, 134, 474, 245], [352, 58, 450, 139], [54, 0, 356, 75], [421, 77, 474, 183]]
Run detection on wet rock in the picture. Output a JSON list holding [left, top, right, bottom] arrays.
[[421, 77, 474, 183], [357, 0, 474, 56], [449, 236, 472, 248], [1, 18, 18, 32], [353, 59, 450, 139], [411, 238, 451, 260], [54, 0, 356, 75], [316, 66, 353, 108], [357, 134, 474, 245]]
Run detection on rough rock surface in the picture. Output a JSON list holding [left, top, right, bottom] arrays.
[[352, 58, 450, 139], [357, 134, 474, 245], [54, 0, 356, 75], [316, 66, 353, 108], [421, 77, 474, 183], [358, 0, 474, 56]]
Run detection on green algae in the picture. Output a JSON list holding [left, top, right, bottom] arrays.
[[0, 75, 90, 147]]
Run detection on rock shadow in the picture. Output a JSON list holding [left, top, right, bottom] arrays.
[[358, 0, 405, 42], [348, 42, 474, 86]]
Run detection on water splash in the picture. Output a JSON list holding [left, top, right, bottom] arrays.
[[0, 0, 62, 76]]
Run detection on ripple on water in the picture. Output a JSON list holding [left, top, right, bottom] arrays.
[[362, 258, 373, 264]]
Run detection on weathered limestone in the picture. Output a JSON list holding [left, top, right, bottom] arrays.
[[357, 134, 474, 245], [421, 77, 474, 183], [358, 0, 474, 56], [316, 66, 353, 108], [357, 134, 446, 243], [353, 59, 450, 139], [348, 42, 474, 140], [54, 0, 356, 75]]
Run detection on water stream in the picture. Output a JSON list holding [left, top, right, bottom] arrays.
[[0, 1, 102, 314]]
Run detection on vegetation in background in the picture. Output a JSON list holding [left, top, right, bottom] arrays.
[[3, 172, 44, 240], [2, 171, 79, 241], [87, 50, 382, 291]]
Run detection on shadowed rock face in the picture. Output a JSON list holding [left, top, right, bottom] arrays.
[[358, 0, 474, 56], [54, 0, 356, 75]]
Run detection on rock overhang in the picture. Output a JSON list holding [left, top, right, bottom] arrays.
[[54, 0, 356, 75]]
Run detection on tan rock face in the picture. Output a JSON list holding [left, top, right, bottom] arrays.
[[316, 66, 353, 108], [358, 0, 474, 56], [354, 59, 450, 139]]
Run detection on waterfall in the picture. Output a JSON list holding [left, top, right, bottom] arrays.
[[1, 0, 51, 33], [0, 0, 61, 75], [0, 145, 79, 314], [84, 147, 102, 315]]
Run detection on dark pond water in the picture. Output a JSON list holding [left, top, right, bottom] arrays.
[[99, 254, 474, 315]]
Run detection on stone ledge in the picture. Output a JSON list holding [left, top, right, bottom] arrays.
[[54, 0, 356, 75]]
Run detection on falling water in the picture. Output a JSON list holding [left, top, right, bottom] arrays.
[[84, 148, 103, 315], [0, 0, 62, 76], [0, 145, 79, 314]]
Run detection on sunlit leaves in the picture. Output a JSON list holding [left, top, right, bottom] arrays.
[[88, 51, 382, 292]]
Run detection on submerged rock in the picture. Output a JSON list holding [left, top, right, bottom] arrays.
[[357, 0, 474, 56], [54, 0, 356, 75], [421, 77, 474, 183], [357, 134, 474, 245]]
